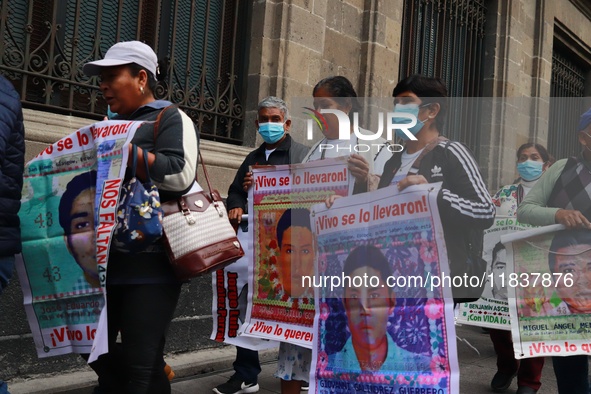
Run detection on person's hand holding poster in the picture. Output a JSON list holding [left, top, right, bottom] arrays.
[[310, 183, 458, 393]]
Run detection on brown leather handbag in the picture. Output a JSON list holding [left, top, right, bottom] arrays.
[[160, 152, 244, 280]]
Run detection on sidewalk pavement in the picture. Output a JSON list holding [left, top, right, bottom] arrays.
[[7, 325, 562, 394]]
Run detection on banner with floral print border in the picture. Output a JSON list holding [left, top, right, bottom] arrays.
[[240, 158, 350, 348], [309, 183, 458, 393]]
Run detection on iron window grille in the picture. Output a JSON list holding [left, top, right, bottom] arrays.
[[548, 47, 587, 160], [399, 0, 487, 157], [0, 0, 248, 144]]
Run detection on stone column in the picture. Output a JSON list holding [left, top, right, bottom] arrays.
[[480, 0, 547, 190], [246, 0, 327, 146]]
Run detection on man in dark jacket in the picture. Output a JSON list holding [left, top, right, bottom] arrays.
[[226, 96, 309, 223], [214, 96, 308, 394], [0, 75, 24, 293], [0, 75, 25, 393]]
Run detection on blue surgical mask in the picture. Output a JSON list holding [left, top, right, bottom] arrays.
[[258, 122, 285, 144], [517, 160, 544, 181], [107, 105, 118, 120], [392, 103, 426, 140]]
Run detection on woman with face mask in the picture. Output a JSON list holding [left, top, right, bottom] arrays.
[[329, 75, 495, 301], [493, 143, 552, 217], [274, 77, 393, 394], [487, 142, 551, 394], [377, 74, 495, 303], [303, 76, 393, 193]]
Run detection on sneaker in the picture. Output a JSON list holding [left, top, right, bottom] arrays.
[[301, 381, 309, 391], [213, 377, 259, 394], [490, 371, 517, 392]]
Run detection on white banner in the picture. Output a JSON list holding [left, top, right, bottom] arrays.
[[502, 224, 591, 358]]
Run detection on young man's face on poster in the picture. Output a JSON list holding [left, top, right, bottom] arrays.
[[65, 187, 97, 281], [343, 266, 394, 350], [491, 248, 507, 300], [553, 244, 591, 314], [278, 225, 314, 297]]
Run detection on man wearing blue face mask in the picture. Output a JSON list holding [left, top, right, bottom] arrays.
[[218, 96, 308, 394], [378, 74, 495, 303], [226, 96, 309, 224]]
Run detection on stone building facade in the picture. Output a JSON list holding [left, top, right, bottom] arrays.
[[1, 0, 591, 383]]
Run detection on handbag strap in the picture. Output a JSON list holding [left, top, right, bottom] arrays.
[[177, 151, 223, 218], [151, 105, 215, 213], [130, 144, 138, 178], [198, 151, 213, 194], [129, 145, 152, 182], [153, 105, 176, 141], [141, 147, 152, 182]]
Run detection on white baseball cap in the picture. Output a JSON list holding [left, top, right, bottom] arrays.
[[83, 41, 158, 78]]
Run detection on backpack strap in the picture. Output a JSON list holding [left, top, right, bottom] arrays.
[[407, 136, 449, 175]]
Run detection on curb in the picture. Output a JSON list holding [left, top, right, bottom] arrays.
[[7, 347, 279, 394]]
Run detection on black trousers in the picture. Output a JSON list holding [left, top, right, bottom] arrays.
[[232, 347, 261, 383], [552, 355, 589, 394], [89, 283, 181, 394]]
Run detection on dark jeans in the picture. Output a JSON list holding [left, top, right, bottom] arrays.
[[89, 283, 181, 394], [231, 347, 260, 384], [489, 329, 544, 390], [552, 355, 589, 394]]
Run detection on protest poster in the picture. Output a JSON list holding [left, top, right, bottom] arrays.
[[210, 217, 278, 350], [310, 183, 458, 394], [16, 120, 140, 357], [240, 158, 350, 348], [502, 224, 591, 358], [457, 216, 533, 330]]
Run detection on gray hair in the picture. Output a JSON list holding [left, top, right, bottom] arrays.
[[258, 96, 290, 120]]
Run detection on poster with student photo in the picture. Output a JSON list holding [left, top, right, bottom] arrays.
[[210, 219, 279, 351], [17, 121, 140, 357], [502, 225, 591, 359], [241, 159, 350, 348], [457, 216, 533, 330], [310, 183, 458, 394]]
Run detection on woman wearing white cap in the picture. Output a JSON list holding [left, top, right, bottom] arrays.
[[83, 41, 198, 393]]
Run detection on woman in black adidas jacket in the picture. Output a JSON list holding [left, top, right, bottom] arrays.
[[379, 75, 495, 301]]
